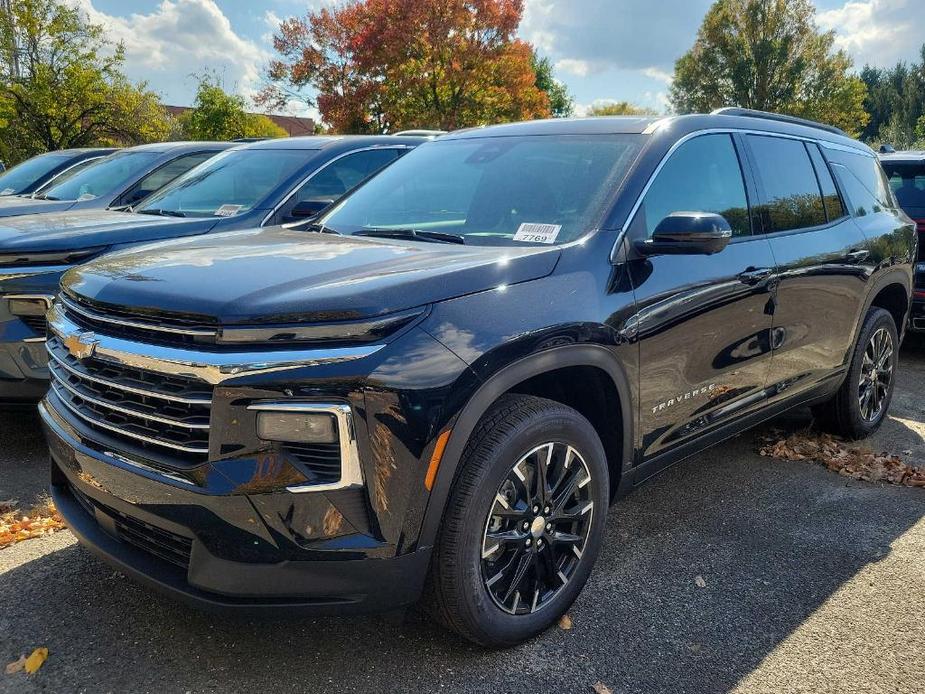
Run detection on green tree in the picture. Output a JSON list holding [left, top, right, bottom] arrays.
[[587, 102, 657, 116], [179, 75, 287, 140], [859, 47, 925, 143], [532, 52, 573, 118], [0, 0, 169, 164], [670, 0, 869, 137]]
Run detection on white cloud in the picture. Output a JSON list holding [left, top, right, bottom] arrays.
[[642, 67, 674, 84], [817, 0, 925, 68], [74, 0, 271, 105], [555, 59, 592, 77]]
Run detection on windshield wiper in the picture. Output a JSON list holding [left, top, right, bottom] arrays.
[[136, 208, 186, 218], [33, 193, 59, 201], [353, 228, 466, 245]]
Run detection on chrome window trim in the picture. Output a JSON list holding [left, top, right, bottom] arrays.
[[47, 303, 384, 384], [261, 145, 415, 227], [610, 127, 872, 263], [60, 293, 217, 338], [246, 401, 363, 493]]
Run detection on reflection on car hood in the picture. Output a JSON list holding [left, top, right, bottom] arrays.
[[0, 196, 75, 218], [64, 226, 562, 324], [0, 209, 217, 253]]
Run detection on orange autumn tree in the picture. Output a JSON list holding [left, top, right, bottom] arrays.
[[258, 0, 550, 133]]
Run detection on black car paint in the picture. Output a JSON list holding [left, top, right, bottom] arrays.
[[41, 114, 914, 613], [0, 137, 424, 402]]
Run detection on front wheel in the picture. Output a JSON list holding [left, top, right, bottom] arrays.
[[813, 307, 898, 440], [425, 394, 609, 647]]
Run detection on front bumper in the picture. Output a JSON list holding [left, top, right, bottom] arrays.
[[41, 399, 432, 614], [0, 266, 68, 402]]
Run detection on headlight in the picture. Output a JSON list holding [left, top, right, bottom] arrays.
[[256, 411, 338, 444]]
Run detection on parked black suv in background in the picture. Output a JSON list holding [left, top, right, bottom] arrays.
[[0, 136, 422, 403], [42, 110, 913, 647], [0, 148, 116, 197], [878, 149, 925, 330]]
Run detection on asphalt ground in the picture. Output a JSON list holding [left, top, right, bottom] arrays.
[[2, 341, 924, 693]]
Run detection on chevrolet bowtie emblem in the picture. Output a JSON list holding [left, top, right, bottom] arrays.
[[63, 330, 98, 360]]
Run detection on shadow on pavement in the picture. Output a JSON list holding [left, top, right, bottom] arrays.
[[2, 345, 925, 692]]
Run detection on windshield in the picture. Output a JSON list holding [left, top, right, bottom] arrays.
[[0, 152, 71, 195], [40, 151, 160, 202], [882, 161, 925, 217], [135, 149, 315, 217], [321, 134, 645, 245]]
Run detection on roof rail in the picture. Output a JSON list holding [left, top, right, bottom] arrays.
[[710, 107, 848, 137]]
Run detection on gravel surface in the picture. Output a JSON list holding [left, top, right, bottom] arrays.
[[2, 343, 924, 693]]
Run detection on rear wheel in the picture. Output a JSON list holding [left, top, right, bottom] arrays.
[[425, 394, 609, 647], [813, 307, 898, 440]]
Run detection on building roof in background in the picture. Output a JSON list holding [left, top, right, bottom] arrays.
[[163, 106, 316, 137]]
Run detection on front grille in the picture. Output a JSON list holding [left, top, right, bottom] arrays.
[[286, 442, 342, 484], [69, 483, 192, 569], [60, 292, 218, 347], [19, 314, 46, 337], [47, 335, 212, 465]]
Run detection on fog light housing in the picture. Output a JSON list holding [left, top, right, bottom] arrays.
[[256, 411, 337, 444]]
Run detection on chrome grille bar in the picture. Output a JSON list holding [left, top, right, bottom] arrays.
[[46, 343, 211, 406], [49, 361, 210, 430], [50, 381, 210, 455], [60, 293, 217, 338]]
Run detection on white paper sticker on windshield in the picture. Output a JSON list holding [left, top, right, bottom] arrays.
[[77, 193, 96, 201], [214, 204, 243, 217], [513, 222, 561, 244], [0, 188, 14, 195]]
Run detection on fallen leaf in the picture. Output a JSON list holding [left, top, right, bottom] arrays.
[[5, 655, 26, 674], [694, 575, 707, 588], [24, 648, 47, 675], [0, 498, 65, 550], [688, 642, 702, 653], [592, 682, 613, 694], [558, 613, 573, 630], [758, 429, 925, 488]]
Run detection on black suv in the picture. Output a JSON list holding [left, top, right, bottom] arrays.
[[878, 149, 925, 329], [41, 110, 914, 647]]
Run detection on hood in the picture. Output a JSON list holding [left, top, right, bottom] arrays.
[[63, 226, 561, 324], [0, 196, 75, 218], [0, 209, 218, 253]]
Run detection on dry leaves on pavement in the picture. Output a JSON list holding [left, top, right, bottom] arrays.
[[0, 498, 66, 549], [592, 682, 614, 694], [5, 648, 48, 676], [558, 613, 573, 630], [758, 429, 925, 487]]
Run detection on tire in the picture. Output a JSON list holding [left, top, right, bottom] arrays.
[[425, 394, 609, 647], [812, 307, 898, 440]]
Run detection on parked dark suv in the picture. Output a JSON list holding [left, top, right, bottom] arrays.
[[41, 110, 914, 646], [0, 136, 422, 403], [878, 150, 925, 330], [0, 148, 116, 197]]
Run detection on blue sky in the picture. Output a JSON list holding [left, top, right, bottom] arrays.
[[74, 0, 925, 122]]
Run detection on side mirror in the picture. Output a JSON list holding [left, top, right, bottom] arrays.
[[634, 212, 733, 256], [288, 198, 334, 221]]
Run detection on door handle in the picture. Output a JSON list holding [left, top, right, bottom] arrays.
[[738, 267, 774, 285], [846, 248, 870, 263]]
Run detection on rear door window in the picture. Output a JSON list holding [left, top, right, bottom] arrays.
[[746, 135, 826, 233], [633, 133, 751, 237], [807, 144, 846, 222]]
